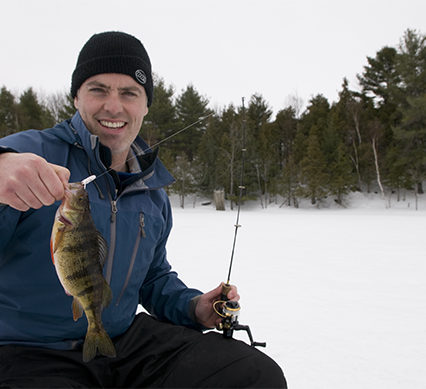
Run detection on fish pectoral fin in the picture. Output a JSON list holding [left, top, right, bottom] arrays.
[[72, 298, 84, 322], [50, 239, 55, 265], [51, 227, 65, 258]]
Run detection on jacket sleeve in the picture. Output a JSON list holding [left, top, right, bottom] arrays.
[[0, 206, 22, 263], [139, 194, 204, 330], [0, 134, 33, 256]]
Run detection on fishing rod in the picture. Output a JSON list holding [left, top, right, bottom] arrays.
[[212, 97, 265, 348], [80, 106, 265, 347], [81, 113, 214, 189]]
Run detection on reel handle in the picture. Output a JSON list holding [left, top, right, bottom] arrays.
[[214, 282, 266, 348]]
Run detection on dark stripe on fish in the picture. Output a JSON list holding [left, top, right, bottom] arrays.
[[65, 262, 101, 281], [77, 285, 95, 297], [65, 268, 89, 281]]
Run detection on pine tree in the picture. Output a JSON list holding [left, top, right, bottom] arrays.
[[357, 46, 402, 127], [383, 143, 412, 200], [170, 153, 200, 208], [328, 141, 355, 205], [143, 76, 177, 147], [333, 79, 369, 190], [246, 94, 273, 205], [174, 85, 210, 161], [0, 86, 19, 137], [299, 95, 330, 137], [280, 154, 299, 208], [45, 91, 76, 123], [275, 107, 298, 169], [57, 92, 76, 122], [397, 29, 426, 100], [393, 29, 426, 197], [197, 111, 228, 194], [217, 106, 244, 208], [393, 94, 426, 201], [299, 126, 328, 205], [17, 88, 54, 129]]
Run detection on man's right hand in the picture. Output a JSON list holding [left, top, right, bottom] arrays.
[[0, 152, 70, 211]]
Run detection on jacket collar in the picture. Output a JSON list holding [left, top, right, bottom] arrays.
[[67, 112, 175, 190]]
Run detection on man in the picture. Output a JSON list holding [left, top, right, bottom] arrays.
[[0, 31, 286, 388]]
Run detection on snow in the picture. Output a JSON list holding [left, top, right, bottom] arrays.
[[162, 192, 426, 389]]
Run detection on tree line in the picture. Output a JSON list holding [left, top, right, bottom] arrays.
[[1, 29, 424, 209]]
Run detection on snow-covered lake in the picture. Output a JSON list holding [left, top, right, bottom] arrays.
[[165, 193, 425, 389]]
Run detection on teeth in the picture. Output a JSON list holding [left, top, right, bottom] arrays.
[[100, 120, 125, 128]]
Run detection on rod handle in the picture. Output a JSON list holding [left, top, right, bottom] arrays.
[[221, 282, 232, 301]]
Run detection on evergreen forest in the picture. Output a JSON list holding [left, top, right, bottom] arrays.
[[1, 29, 424, 208]]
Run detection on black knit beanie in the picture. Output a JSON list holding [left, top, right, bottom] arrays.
[[71, 31, 153, 106]]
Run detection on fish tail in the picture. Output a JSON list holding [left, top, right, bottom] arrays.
[[83, 323, 116, 362]]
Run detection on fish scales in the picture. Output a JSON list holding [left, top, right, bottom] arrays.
[[51, 182, 116, 362]]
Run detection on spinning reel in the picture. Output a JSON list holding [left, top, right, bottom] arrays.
[[213, 283, 266, 348]]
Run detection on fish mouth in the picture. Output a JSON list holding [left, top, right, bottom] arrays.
[[61, 184, 83, 216], [64, 184, 83, 201], [63, 189, 76, 204], [58, 211, 73, 226]]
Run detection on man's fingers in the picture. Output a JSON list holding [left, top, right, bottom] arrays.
[[50, 164, 71, 193], [25, 161, 69, 205], [45, 163, 70, 201], [204, 283, 239, 302], [0, 153, 70, 210], [17, 185, 45, 210], [6, 194, 32, 212], [221, 283, 239, 301], [227, 287, 240, 301]]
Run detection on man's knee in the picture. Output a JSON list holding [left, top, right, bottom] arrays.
[[203, 334, 287, 388], [252, 351, 287, 388], [230, 348, 287, 388]]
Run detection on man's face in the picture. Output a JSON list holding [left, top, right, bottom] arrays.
[[74, 73, 148, 168]]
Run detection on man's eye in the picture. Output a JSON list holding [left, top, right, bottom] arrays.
[[89, 88, 106, 94]]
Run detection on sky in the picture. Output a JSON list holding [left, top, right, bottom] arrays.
[[1, 0, 425, 116]]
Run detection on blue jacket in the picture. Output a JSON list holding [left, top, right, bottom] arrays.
[[0, 112, 203, 350]]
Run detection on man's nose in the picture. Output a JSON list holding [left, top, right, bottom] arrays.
[[103, 92, 123, 115]]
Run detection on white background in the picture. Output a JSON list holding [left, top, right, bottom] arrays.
[[1, 0, 425, 114]]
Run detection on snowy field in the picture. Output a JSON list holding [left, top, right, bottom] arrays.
[[163, 192, 425, 389]]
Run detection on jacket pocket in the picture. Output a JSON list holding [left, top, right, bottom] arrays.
[[115, 212, 146, 306]]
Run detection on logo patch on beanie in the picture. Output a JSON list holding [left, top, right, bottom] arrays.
[[135, 69, 147, 85]]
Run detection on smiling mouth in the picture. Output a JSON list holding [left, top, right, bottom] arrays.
[[99, 120, 126, 129]]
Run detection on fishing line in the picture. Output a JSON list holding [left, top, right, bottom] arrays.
[[80, 112, 214, 188]]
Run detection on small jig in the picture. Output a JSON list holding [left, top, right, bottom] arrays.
[[81, 175, 97, 190]]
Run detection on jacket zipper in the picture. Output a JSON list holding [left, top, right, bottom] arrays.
[[105, 198, 117, 285], [115, 212, 146, 306]]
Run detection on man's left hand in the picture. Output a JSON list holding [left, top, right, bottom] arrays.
[[194, 283, 240, 329]]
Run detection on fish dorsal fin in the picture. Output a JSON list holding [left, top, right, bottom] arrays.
[[97, 232, 108, 267]]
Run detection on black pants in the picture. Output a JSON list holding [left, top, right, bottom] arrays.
[[0, 313, 286, 388]]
